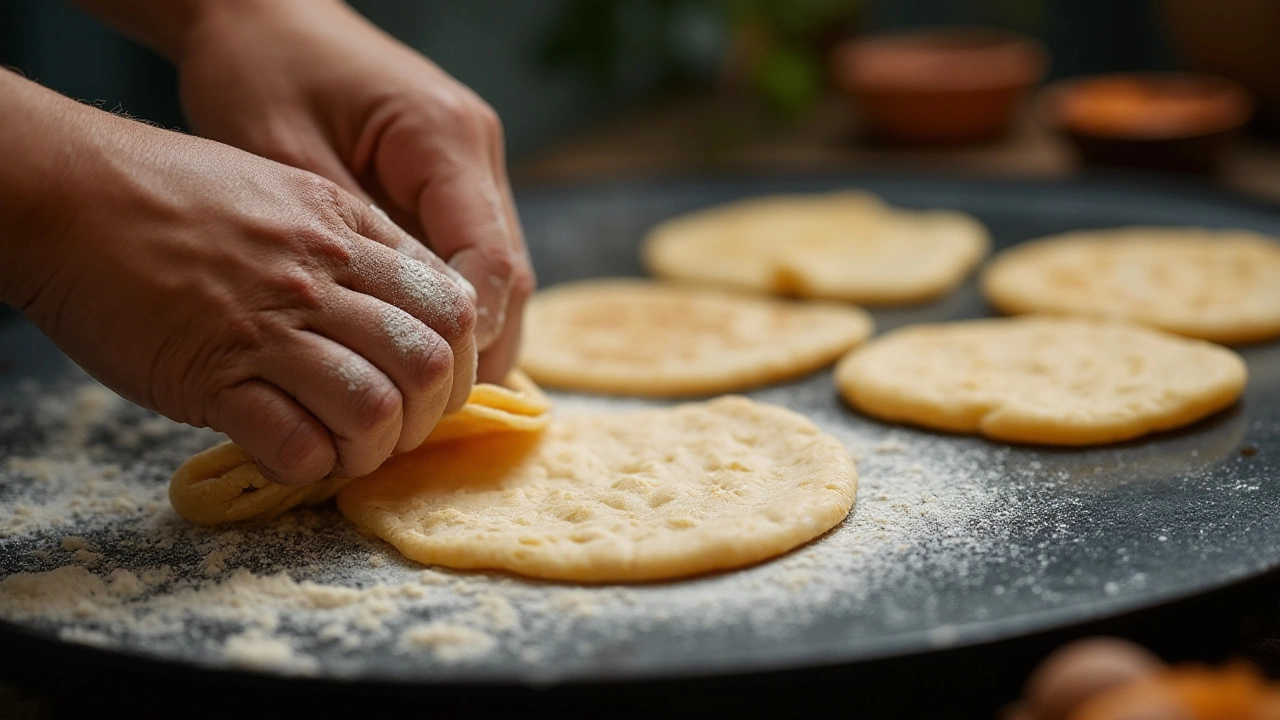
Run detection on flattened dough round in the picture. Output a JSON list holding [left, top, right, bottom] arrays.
[[170, 373, 551, 526], [642, 191, 990, 305], [835, 317, 1247, 446], [981, 227, 1280, 344], [336, 396, 857, 583], [519, 279, 874, 397]]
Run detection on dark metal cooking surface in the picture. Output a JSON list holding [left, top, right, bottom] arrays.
[[0, 174, 1277, 687]]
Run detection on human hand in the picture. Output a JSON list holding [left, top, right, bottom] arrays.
[[176, 0, 534, 383], [1, 75, 477, 486]]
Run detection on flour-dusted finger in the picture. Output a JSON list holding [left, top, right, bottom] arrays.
[[262, 330, 404, 478], [309, 289, 454, 453], [204, 379, 336, 486], [339, 238, 477, 413]]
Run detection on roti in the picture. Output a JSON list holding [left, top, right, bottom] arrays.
[[336, 396, 857, 583], [169, 372, 551, 525], [642, 191, 990, 305], [981, 227, 1280, 344], [834, 316, 1247, 446], [519, 279, 873, 397]]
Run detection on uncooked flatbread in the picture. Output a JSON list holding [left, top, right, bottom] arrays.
[[170, 372, 551, 525], [336, 396, 857, 583], [981, 227, 1280, 344], [519, 279, 873, 397], [834, 316, 1246, 446], [642, 191, 990, 305]]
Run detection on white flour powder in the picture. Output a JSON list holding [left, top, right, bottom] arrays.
[[0, 371, 1018, 680]]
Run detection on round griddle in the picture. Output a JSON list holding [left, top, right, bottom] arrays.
[[1, 173, 1278, 717]]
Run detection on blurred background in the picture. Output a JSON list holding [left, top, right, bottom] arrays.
[[3, 0, 1278, 199], [4, 4, 1280, 718]]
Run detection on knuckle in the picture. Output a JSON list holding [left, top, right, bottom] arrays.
[[410, 335, 455, 391], [430, 91, 494, 144], [270, 266, 328, 311], [291, 170, 345, 210], [447, 291, 478, 338], [348, 377, 403, 436], [431, 91, 472, 129], [478, 243, 517, 282], [294, 224, 354, 268], [509, 263, 536, 302], [475, 101, 501, 134], [273, 416, 330, 478]]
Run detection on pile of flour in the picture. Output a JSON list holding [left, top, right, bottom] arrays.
[[0, 368, 1015, 681]]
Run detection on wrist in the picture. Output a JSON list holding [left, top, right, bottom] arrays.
[[0, 72, 150, 310], [0, 73, 77, 308], [180, 0, 355, 63]]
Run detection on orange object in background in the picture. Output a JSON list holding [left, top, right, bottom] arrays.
[[1009, 636, 1280, 720], [1073, 663, 1280, 720], [1052, 75, 1250, 139], [829, 27, 1047, 145], [1040, 73, 1253, 174]]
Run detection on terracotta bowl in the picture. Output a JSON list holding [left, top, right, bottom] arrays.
[[1040, 73, 1253, 174], [830, 26, 1048, 145]]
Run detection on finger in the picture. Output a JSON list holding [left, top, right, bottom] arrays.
[[340, 236, 478, 413], [344, 200, 477, 302], [310, 290, 454, 453], [206, 380, 336, 487], [477, 261, 533, 384], [477, 130, 536, 381], [265, 330, 404, 479], [415, 169, 516, 350]]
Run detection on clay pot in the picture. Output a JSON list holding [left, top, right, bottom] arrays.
[[830, 26, 1048, 145], [1040, 73, 1253, 175]]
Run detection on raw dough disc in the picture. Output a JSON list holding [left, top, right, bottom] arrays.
[[834, 316, 1247, 446], [336, 396, 857, 583], [169, 372, 551, 526], [642, 191, 990, 305], [519, 278, 873, 397], [981, 227, 1280, 344]]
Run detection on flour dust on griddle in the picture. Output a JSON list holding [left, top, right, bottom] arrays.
[[0, 371, 1014, 679]]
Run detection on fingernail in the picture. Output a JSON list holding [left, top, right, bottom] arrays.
[[254, 460, 282, 485]]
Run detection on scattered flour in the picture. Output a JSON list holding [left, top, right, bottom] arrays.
[[224, 631, 319, 675], [0, 372, 1018, 680], [400, 623, 496, 662], [4, 368, 1231, 683]]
